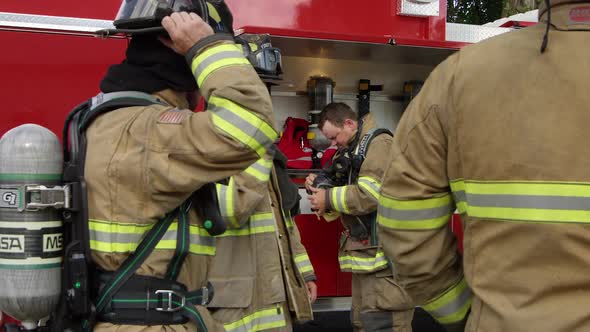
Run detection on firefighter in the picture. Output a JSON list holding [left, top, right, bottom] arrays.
[[305, 102, 414, 332], [208, 149, 317, 331], [376, 1, 590, 331], [84, 2, 278, 331]]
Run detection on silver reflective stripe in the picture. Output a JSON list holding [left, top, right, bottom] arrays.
[[332, 187, 347, 212], [467, 193, 590, 210], [224, 305, 286, 332], [210, 105, 274, 152], [194, 50, 245, 79], [250, 160, 271, 175], [295, 254, 313, 273], [358, 177, 381, 199], [249, 216, 274, 229], [379, 204, 454, 221], [338, 254, 388, 272], [453, 190, 466, 204], [427, 284, 472, 319], [218, 214, 275, 237], [217, 184, 229, 217], [90, 228, 215, 248]]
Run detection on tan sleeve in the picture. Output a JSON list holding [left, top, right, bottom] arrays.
[[326, 134, 392, 215], [215, 154, 274, 229], [288, 217, 316, 281], [377, 53, 471, 328], [146, 40, 277, 195]]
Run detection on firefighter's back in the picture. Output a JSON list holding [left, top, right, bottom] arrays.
[[444, 3, 590, 331]]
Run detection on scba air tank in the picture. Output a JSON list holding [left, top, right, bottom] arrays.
[[0, 124, 64, 329]]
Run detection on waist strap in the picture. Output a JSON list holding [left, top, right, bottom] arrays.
[[98, 273, 214, 326]]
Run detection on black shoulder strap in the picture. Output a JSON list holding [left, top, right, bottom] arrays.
[[350, 128, 393, 183], [356, 128, 393, 160], [55, 92, 169, 331], [63, 91, 167, 259]]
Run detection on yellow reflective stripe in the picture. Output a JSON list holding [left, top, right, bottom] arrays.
[[377, 194, 453, 230], [451, 179, 590, 196], [206, 2, 221, 22], [226, 178, 237, 226], [244, 157, 273, 182], [285, 217, 295, 229], [217, 179, 239, 228], [358, 176, 381, 200], [380, 194, 453, 210], [217, 212, 275, 237], [423, 278, 472, 324], [89, 220, 215, 255], [209, 96, 277, 157], [330, 186, 349, 213], [451, 179, 590, 224], [294, 253, 314, 274], [338, 250, 389, 272], [191, 43, 250, 86], [224, 304, 286, 332]]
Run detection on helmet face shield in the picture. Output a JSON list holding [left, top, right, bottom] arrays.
[[114, 0, 206, 30]]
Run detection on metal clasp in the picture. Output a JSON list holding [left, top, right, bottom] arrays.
[[155, 289, 185, 312], [24, 184, 71, 210], [200, 285, 210, 305]]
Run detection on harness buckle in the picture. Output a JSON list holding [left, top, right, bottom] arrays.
[[155, 289, 185, 312], [200, 285, 210, 305]]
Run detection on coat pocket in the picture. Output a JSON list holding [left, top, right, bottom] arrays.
[[207, 277, 254, 308], [374, 275, 414, 311]]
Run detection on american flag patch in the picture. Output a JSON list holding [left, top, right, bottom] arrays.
[[158, 108, 186, 124]]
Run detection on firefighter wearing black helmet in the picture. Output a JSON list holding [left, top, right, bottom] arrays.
[[79, 1, 279, 331]]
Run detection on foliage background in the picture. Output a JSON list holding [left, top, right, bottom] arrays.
[[447, 0, 542, 24]]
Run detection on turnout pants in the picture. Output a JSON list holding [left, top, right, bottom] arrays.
[[211, 302, 292, 332], [351, 271, 414, 332]]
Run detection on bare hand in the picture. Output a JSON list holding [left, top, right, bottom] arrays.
[[160, 12, 214, 56], [306, 281, 317, 304], [307, 187, 326, 215], [305, 173, 317, 192]]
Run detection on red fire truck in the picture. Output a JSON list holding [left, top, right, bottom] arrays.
[[0, 0, 536, 328]]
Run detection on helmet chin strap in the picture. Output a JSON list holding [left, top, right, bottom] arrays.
[[540, 0, 551, 53]]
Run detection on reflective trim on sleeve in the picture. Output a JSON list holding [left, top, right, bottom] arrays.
[[329, 186, 349, 213], [285, 216, 295, 229], [338, 250, 389, 273], [294, 253, 314, 274], [358, 176, 381, 201], [224, 304, 286, 332], [244, 157, 273, 183], [422, 277, 472, 325], [216, 178, 240, 228], [377, 194, 454, 230], [450, 179, 590, 224], [217, 212, 275, 237], [89, 219, 216, 255], [191, 43, 251, 86], [209, 96, 277, 157]]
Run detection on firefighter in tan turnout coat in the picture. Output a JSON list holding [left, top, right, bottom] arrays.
[[307, 103, 414, 332], [377, 1, 590, 331], [85, 5, 279, 332], [208, 150, 316, 331]]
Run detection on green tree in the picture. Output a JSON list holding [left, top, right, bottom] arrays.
[[447, 0, 540, 24]]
